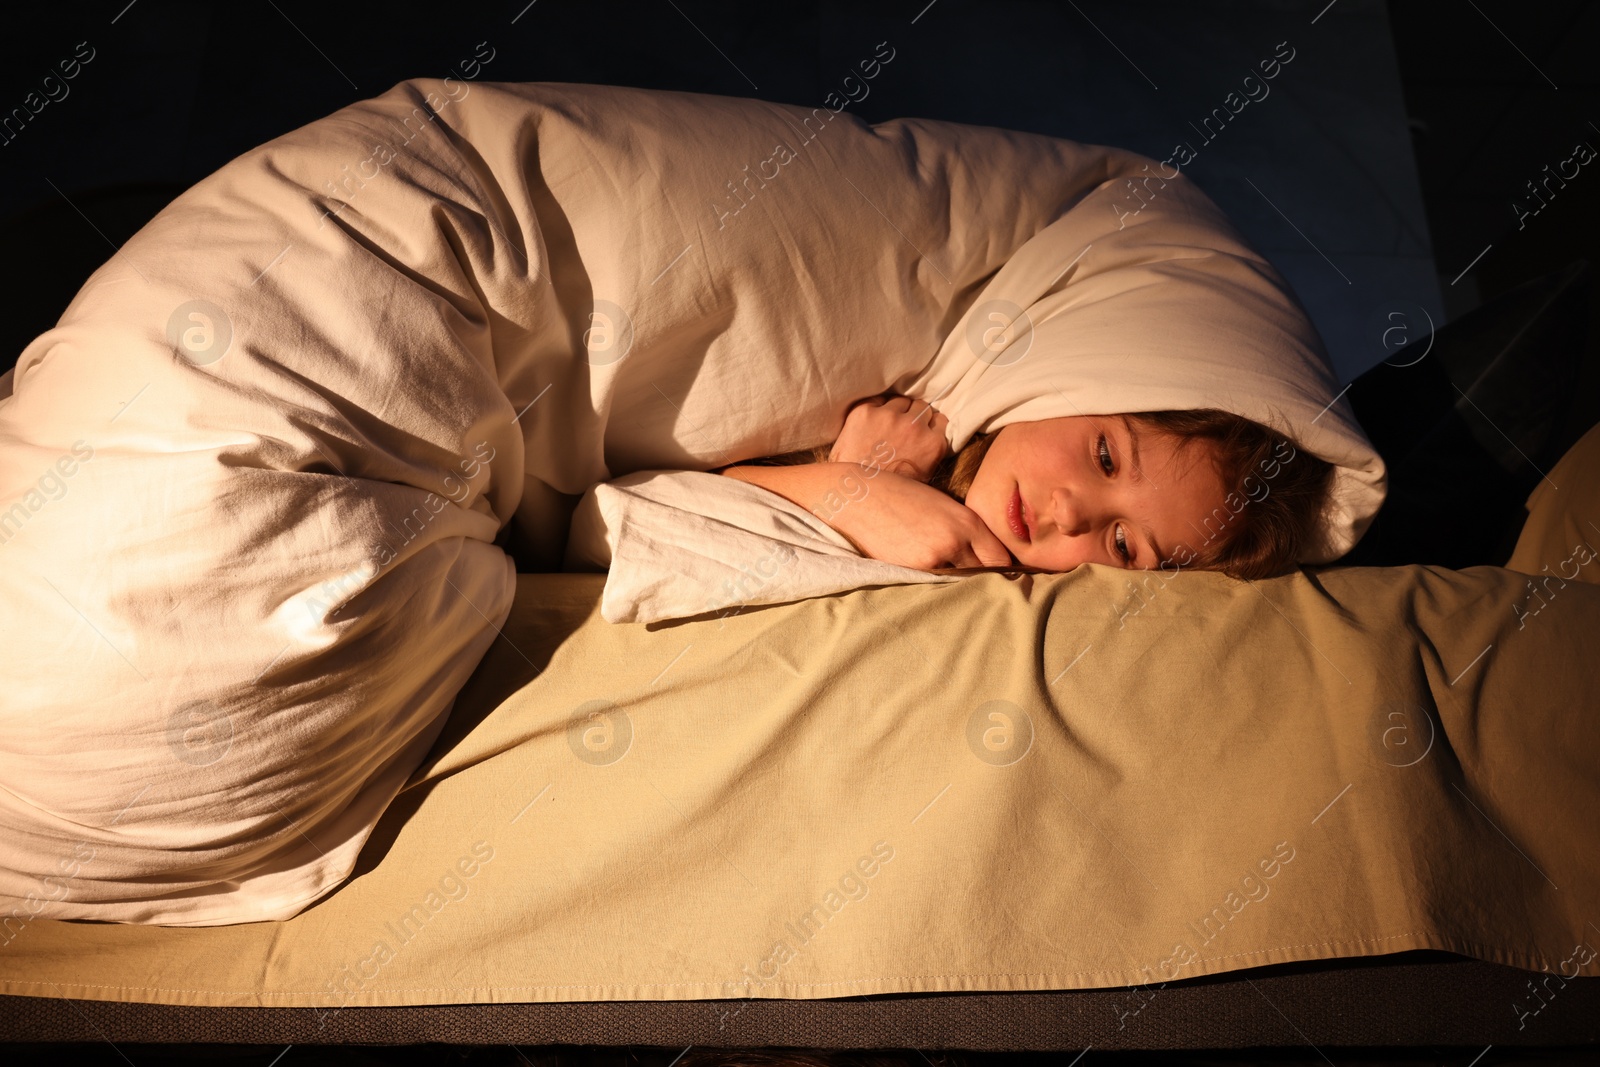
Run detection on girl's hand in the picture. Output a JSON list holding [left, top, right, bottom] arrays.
[[829, 394, 951, 483], [815, 465, 1013, 571], [721, 460, 1011, 571]]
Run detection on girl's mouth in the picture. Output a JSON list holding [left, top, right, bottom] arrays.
[[1007, 485, 1031, 542]]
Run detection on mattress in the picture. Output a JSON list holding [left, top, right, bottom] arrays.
[[2, 955, 1597, 1049]]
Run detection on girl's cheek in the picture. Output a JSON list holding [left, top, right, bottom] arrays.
[[1030, 538, 1085, 574]]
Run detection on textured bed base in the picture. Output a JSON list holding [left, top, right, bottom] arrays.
[[3, 956, 1596, 1050]]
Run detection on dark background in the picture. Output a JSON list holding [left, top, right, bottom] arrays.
[[1, 0, 1595, 385]]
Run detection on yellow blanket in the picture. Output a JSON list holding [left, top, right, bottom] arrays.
[[4, 546, 1597, 1005]]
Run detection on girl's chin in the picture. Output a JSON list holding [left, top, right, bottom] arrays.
[[960, 502, 1011, 550], [966, 506, 1021, 566], [958, 486, 1017, 566]]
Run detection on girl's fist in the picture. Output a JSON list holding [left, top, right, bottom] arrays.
[[829, 394, 951, 482]]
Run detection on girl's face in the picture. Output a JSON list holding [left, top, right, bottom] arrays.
[[964, 414, 1226, 571]]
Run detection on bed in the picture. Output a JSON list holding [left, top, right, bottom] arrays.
[[4, 500, 1600, 1046], [1, 71, 1597, 1056]]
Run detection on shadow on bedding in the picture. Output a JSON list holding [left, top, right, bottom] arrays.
[[347, 573, 606, 880]]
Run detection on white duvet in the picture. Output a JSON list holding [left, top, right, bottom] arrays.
[[0, 78, 1382, 924]]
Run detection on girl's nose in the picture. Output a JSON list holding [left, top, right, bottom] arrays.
[[1050, 488, 1095, 536]]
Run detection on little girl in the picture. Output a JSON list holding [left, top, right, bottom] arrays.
[[717, 395, 1334, 579]]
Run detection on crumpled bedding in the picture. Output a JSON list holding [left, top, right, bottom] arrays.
[[0, 77, 1382, 924]]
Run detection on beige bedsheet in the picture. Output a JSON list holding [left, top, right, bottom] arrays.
[[3, 549, 1596, 1005]]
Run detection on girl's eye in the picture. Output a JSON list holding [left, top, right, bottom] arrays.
[[1099, 436, 1130, 564]]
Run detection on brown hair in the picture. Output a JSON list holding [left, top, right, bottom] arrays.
[[1119, 408, 1335, 579], [739, 408, 1334, 580]]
